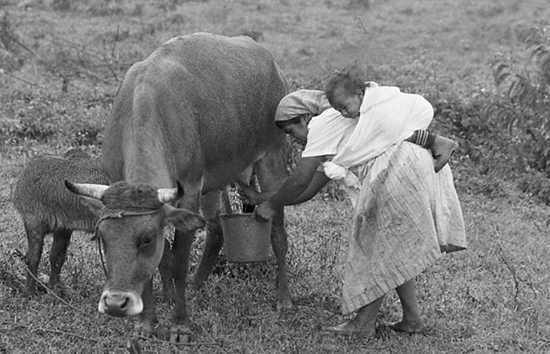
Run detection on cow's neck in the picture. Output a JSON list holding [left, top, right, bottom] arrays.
[[121, 120, 174, 188]]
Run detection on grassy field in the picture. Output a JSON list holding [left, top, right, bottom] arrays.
[[1, 0, 550, 353]]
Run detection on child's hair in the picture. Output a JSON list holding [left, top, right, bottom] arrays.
[[325, 65, 366, 106]]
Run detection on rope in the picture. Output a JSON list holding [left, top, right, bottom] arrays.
[[93, 209, 161, 276], [11, 208, 227, 350]]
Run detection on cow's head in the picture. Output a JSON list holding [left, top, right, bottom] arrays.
[[65, 180, 204, 317]]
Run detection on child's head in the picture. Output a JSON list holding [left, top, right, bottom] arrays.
[[325, 65, 366, 118]]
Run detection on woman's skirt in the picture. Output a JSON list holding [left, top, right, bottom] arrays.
[[341, 142, 466, 314]]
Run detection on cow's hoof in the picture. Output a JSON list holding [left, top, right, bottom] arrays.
[[25, 283, 46, 297], [48, 281, 71, 298], [169, 324, 192, 344], [276, 297, 293, 311]]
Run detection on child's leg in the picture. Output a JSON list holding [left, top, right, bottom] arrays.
[[406, 130, 458, 172], [430, 135, 458, 172], [323, 295, 384, 336], [392, 279, 424, 332]]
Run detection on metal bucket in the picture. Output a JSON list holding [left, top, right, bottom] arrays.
[[220, 213, 272, 262]]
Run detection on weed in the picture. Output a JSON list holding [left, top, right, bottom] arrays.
[[51, 0, 72, 12], [0, 11, 16, 52]]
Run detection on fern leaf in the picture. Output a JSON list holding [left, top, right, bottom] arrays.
[[528, 43, 550, 86], [491, 60, 512, 87]]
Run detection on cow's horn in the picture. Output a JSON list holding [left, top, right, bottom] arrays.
[[65, 181, 109, 200], [157, 181, 184, 203]]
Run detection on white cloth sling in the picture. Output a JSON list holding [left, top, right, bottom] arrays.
[[322, 85, 434, 181], [301, 108, 357, 158], [300, 108, 358, 206]]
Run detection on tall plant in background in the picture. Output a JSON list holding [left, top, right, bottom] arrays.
[[491, 38, 549, 167], [487, 24, 550, 201]]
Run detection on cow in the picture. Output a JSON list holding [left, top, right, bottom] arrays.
[[65, 33, 290, 342], [12, 149, 110, 295]]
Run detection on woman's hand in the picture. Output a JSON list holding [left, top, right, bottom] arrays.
[[236, 181, 275, 205], [255, 200, 276, 221]]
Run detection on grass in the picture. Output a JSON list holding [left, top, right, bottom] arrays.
[[1, 0, 550, 352], [1, 158, 549, 352]]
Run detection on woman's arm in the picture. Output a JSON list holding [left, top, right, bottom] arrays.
[[238, 170, 330, 206], [269, 156, 324, 205], [255, 156, 324, 219], [286, 171, 330, 205]]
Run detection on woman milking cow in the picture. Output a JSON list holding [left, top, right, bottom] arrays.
[[240, 65, 467, 337]]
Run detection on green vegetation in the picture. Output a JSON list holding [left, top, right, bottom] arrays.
[[1, 0, 549, 352]]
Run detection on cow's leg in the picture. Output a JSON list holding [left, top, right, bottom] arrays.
[[135, 278, 157, 337], [48, 228, 72, 295], [255, 147, 293, 310], [159, 239, 174, 302], [170, 182, 202, 344], [23, 220, 47, 295], [270, 205, 292, 310], [192, 190, 223, 288], [170, 228, 195, 343]]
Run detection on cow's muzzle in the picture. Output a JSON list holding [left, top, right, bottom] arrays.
[[98, 289, 143, 317]]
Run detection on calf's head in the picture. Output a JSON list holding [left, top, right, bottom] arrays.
[[65, 180, 204, 317]]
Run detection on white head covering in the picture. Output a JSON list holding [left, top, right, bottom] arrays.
[[274, 89, 332, 123]]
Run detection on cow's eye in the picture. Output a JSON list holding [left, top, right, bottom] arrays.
[[138, 236, 153, 249]]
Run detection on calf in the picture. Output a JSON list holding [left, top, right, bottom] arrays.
[[12, 149, 110, 294]]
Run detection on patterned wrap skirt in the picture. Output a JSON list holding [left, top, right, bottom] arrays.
[[341, 141, 467, 314]]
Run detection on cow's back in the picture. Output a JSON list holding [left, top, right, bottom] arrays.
[[103, 33, 287, 190]]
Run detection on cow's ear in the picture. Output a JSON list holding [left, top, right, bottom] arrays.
[[78, 196, 104, 216], [163, 204, 205, 232]]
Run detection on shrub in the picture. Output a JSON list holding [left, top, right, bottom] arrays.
[[518, 171, 550, 205], [0, 90, 106, 146], [0, 11, 16, 52], [86, 1, 124, 17], [477, 24, 550, 202], [51, 0, 72, 11]]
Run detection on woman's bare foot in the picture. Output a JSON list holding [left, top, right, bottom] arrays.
[[323, 296, 383, 337], [322, 319, 375, 337], [390, 319, 424, 333]]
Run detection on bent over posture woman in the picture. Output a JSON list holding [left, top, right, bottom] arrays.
[[255, 66, 467, 337]]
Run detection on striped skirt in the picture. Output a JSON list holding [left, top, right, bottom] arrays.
[[341, 142, 466, 314]]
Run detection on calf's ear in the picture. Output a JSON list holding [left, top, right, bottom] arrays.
[[163, 204, 205, 232]]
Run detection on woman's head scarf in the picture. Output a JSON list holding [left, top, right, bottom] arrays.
[[274, 89, 331, 123]]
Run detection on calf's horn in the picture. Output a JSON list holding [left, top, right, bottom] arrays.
[[65, 181, 109, 200], [157, 181, 184, 203]]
